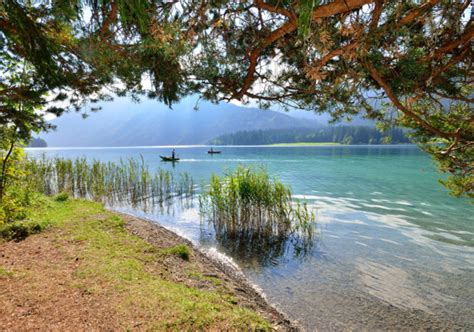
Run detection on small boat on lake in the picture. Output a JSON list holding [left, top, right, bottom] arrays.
[[160, 156, 180, 162], [208, 148, 222, 154], [161, 149, 179, 162]]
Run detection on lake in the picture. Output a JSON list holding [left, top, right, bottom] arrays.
[[26, 145, 474, 330]]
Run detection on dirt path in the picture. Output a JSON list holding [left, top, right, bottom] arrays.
[[0, 227, 122, 330]]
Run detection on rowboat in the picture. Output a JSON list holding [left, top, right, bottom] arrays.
[[207, 150, 222, 154], [160, 156, 180, 162]]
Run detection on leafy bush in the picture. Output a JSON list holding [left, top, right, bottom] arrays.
[[0, 145, 35, 225], [0, 221, 47, 241], [0, 191, 28, 224], [54, 192, 69, 202]]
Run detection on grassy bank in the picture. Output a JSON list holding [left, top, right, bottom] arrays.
[[268, 142, 341, 147], [0, 197, 273, 330]]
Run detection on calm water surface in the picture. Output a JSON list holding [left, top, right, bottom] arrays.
[[27, 145, 474, 330]]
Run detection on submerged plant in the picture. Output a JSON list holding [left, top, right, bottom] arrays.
[[200, 166, 315, 256]]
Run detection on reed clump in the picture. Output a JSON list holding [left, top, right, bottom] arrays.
[[24, 156, 194, 207], [200, 166, 315, 248]]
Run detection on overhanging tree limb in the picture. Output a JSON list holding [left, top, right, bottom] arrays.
[[233, 0, 373, 100], [365, 61, 460, 140]]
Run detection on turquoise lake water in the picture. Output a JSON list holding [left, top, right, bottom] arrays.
[[27, 145, 473, 330]]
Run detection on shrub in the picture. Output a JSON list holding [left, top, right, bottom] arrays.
[[0, 186, 34, 224], [0, 221, 46, 242], [54, 192, 69, 202], [0, 144, 33, 224]]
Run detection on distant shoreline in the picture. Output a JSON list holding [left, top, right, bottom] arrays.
[[267, 142, 341, 147], [25, 143, 418, 149]]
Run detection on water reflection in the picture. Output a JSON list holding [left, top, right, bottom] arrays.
[[202, 231, 317, 268], [114, 194, 318, 267]]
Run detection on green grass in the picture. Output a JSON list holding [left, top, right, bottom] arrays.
[[2, 196, 271, 330], [160, 244, 191, 261], [0, 194, 71, 241], [268, 142, 341, 146], [0, 266, 14, 278]]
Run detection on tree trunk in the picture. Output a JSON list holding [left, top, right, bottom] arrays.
[[0, 140, 15, 202]]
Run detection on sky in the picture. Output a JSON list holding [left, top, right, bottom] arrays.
[[44, 93, 328, 122]]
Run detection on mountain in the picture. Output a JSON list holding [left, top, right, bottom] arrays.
[[40, 97, 320, 147], [27, 138, 48, 148]]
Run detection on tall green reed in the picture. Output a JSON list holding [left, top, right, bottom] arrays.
[[199, 165, 315, 249], [24, 156, 194, 207]]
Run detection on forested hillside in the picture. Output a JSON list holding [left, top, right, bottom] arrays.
[[210, 127, 410, 145]]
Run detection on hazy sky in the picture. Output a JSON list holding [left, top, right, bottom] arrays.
[[50, 94, 327, 122]]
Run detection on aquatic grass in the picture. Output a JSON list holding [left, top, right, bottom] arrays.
[[200, 166, 315, 254], [23, 156, 195, 209]]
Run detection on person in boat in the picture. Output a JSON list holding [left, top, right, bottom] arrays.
[[172, 149, 176, 159], [210, 147, 213, 153]]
